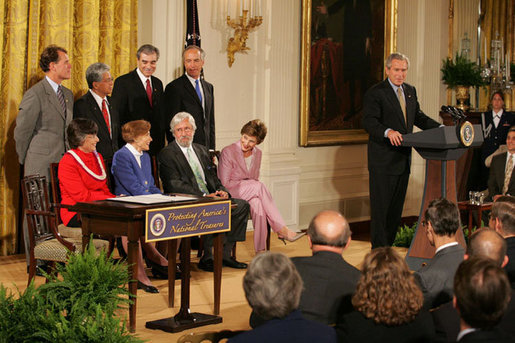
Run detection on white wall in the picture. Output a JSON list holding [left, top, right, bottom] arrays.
[[140, 0, 450, 230]]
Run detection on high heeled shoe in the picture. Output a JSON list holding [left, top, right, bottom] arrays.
[[145, 259, 168, 279], [277, 227, 306, 244], [137, 281, 159, 293]]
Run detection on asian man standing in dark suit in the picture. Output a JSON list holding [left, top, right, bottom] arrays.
[[164, 45, 215, 149], [111, 44, 165, 156], [73, 62, 119, 161], [362, 52, 440, 248]]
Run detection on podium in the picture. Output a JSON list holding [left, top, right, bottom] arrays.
[[401, 125, 483, 270]]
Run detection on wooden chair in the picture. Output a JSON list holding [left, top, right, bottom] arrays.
[[21, 175, 110, 285], [177, 330, 246, 343], [50, 162, 115, 255]]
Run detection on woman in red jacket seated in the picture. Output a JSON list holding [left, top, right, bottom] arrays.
[[58, 118, 161, 293], [58, 118, 113, 227]]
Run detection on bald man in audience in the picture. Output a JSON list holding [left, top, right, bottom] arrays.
[[489, 195, 515, 288], [432, 229, 515, 342], [414, 198, 465, 309], [250, 210, 361, 327]]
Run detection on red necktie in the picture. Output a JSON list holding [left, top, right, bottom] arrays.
[[146, 79, 153, 107], [102, 99, 111, 134]]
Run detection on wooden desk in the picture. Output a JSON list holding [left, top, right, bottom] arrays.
[[458, 201, 493, 230], [70, 196, 225, 332]]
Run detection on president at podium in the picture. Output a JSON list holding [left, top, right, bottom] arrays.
[[363, 52, 440, 248]]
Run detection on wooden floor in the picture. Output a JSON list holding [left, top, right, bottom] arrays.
[[0, 232, 407, 342]]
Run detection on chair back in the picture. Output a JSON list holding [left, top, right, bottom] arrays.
[[21, 175, 60, 249], [177, 330, 245, 343]]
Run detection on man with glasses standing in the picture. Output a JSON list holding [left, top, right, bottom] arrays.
[[74, 62, 119, 160]]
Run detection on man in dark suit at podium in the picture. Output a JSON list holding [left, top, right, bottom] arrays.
[[362, 52, 440, 248]]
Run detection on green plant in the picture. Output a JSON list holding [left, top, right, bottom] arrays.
[[393, 222, 417, 248], [0, 241, 144, 343], [441, 53, 485, 88]]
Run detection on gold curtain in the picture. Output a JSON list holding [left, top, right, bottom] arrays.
[[481, 0, 514, 63], [0, 0, 138, 256]]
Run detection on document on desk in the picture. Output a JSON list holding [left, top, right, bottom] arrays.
[[107, 194, 197, 204]]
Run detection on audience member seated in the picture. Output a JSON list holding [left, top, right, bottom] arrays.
[[250, 210, 360, 327], [488, 126, 515, 201], [414, 198, 464, 309], [335, 247, 435, 343], [432, 229, 515, 342], [490, 195, 515, 288], [453, 257, 513, 342], [111, 120, 173, 293], [158, 112, 249, 272], [58, 118, 114, 228], [217, 119, 304, 252], [229, 252, 336, 343]]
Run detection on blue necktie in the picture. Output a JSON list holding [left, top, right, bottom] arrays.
[[195, 79, 202, 104]]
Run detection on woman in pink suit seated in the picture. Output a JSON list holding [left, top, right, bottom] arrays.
[[218, 120, 304, 253]]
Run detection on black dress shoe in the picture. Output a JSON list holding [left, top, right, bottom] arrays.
[[198, 258, 214, 272], [222, 257, 248, 269], [137, 281, 159, 293]]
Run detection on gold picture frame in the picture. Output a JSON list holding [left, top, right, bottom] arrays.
[[300, 0, 397, 146]]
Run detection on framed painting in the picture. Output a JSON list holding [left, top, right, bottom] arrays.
[[300, 0, 397, 146]]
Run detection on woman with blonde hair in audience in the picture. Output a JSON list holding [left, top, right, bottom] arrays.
[[218, 120, 304, 253], [229, 252, 336, 343], [111, 120, 172, 293], [336, 247, 434, 342]]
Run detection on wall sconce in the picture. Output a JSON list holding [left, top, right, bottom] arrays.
[[226, 0, 262, 67]]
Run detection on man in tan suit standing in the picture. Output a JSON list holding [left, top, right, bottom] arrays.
[[14, 45, 73, 265]]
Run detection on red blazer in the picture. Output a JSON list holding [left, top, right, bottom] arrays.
[[58, 149, 114, 225]]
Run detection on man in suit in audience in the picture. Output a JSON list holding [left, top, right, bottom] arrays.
[[432, 229, 515, 342], [250, 210, 361, 327], [490, 195, 515, 288], [111, 44, 165, 156], [164, 45, 215, 149], [74, 62, 119, 161], [453, 257, 513, 342], [488, 126, 515, 201], [292, 210, 361, 324], [15, 45, 73, 265], [414, 198, 464, 309], [158, 112, 249, 272], [362, 52, 440, 248]]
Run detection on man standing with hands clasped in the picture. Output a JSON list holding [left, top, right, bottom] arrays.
[[363, 52, 440, 248]]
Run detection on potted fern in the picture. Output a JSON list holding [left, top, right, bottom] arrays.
[[441, 53, 485, 111]]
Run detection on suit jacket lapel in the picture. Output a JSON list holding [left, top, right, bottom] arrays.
[[383, 81, 407, 131], [172, 142, 198, 188], [201, 79, 210, 116], [43, 79, 66, 120], [86, 92, 111, 138], [131, 69, 152, 107], [182, 74, 203, 109]]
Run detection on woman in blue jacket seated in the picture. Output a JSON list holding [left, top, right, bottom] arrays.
[[112, 120, 170, 293]]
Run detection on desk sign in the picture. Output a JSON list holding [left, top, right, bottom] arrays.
[[145, 200, 231, 242]]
